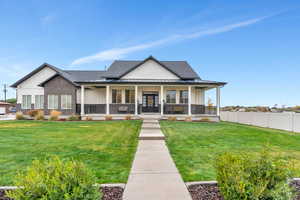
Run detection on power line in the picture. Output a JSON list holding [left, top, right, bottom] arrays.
[[3, 84, 7, 102]]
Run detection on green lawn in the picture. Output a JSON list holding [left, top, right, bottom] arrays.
[[160, 121, 300, 182], [0, 120, 141, 185]]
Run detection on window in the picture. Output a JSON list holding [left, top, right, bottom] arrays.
[[35, 95, 44, 109], [48, 95, 58, 109], [166, 90, 176, 104], [61, 95, 72, 109], [22, 95, 32, 109], [112, 89, 122, 103], [125, 90, 135, 103], [180, 90, 188, 104]]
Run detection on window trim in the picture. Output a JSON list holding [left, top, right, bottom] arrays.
[[179, 90, 188, 104], [61, 95, 72, 110], [125, 89, 135, 104], [22, 95, 32, 109], [166, 90, 177, 104], [34, 95, 44, 109], [112, 89, 122, 104], [48, 95, 59, 110]]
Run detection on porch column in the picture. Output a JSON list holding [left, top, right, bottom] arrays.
[[135, 85, 138, 115], [160, 85, 164, 115], [80, 85, 85, 115], [188, 85, 192, 116], [106, 85, 110, 115], [216, 86, 220, 116]]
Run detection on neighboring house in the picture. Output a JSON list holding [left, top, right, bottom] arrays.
[[0, 102, 12, 115], [11, 56, 226, 120]]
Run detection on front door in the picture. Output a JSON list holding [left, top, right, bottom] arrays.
[[142, 92, 159, 112]]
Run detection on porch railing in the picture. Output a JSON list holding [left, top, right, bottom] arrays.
[[76, 104, 106, 114], [76, 104, 217, 115]]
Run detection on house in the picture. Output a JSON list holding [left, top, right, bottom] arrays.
[[0, 102, 12, 115], [11, 56, 226, 120]]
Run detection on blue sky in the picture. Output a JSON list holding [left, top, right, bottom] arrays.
[[0, 0, 299, 106]]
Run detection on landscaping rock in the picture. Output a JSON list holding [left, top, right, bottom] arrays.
[[188, 183, 223, 200], [0, 186, 124, 200], [101, 186, 124, 200], [0, 189, 11, 200], [188, 180, 300, 200]]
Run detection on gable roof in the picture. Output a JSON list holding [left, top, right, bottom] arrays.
[[11, 63, 106, 88], [10, 63, 63, 88], [104, 56, 200, 79], [10, 57, 226, 88]]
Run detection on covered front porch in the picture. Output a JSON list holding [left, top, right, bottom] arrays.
[[77, 84, 221, 119]]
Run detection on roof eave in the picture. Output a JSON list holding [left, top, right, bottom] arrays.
[[10, 63, 62, 88], [39, 73, 79, 87]]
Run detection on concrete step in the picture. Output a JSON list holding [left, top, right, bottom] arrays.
[[139, 129, 165, 140], [139, 134, 165, 140], [143, 119, 159, 123], [142, 123, 160, 129]]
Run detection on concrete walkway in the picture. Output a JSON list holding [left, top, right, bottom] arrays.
[[123, 119, 192, 200]]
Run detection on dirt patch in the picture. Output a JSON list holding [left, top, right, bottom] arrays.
[[188, 180, 300, 200], [0, 186, 124, 200]]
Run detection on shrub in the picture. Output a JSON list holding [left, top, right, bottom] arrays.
[[167, 116, 177, 121], [125, 115, 132, 120], [49, 110, 61, 121], [68, 115, 80, 121], [16, 112, 25, 120], [105, 115, 112, 121], [215, 150, 295, 200], [7, 156, 101, 200], [34, 111, 44, 120], [28, 110, 39, 117]]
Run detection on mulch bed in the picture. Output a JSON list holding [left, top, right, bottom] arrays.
[[1, 181, 299, 200], [101, 186, 123, 200], [188, 180, 300, 200], [0, 186, 124, 200]]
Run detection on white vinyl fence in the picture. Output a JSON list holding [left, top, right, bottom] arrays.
[[220, 112, 300, 133]]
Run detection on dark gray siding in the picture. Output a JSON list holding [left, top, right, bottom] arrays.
[[44, 76, 77, 115]]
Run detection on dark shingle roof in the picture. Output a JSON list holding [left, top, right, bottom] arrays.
[[11, 56, 226, 88], [104, 56, 200, 79], [63, 70, 106, 82]]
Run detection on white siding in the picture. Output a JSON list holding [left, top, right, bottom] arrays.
[[78, 86, 205, 105], [77, 88, 106, 104], [17, 67, 57, 103], [121, 60, 180, 80]]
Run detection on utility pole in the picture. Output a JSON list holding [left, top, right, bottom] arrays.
[[3, 84, 7, 102]]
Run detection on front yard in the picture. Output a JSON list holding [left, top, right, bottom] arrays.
[[0, 120, 141, 186], [160, 121, 300, 182]]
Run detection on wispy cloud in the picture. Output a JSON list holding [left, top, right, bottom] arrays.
[[71, 16, 269, 65], [41, 14, 56, 25]]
